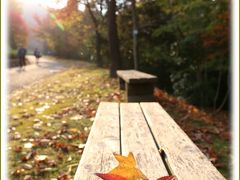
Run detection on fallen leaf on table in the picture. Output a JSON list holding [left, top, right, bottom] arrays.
[[96, 152, 148, 180], [95, 173, 127, 180], [157, 176, 175, 180]]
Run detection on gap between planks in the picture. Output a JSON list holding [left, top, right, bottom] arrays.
[[120, 103, 168, 179]]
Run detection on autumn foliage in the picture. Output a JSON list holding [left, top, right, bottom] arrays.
[[9, 10, 28, 48], [202, 10, 229, 61], [9, 0, 28, 49]]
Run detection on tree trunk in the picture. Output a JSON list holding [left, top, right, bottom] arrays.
[[107, 0, 121, 78], [216, 87, 229, 113], [131, 0, 139, 70], [213, 70, 222, 109], [85, 1, 103, 67], [196, 65, 203, 107], [96, 30, 102, 67]]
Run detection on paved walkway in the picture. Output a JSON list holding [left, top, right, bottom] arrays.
[[8, 56, 90, 93]]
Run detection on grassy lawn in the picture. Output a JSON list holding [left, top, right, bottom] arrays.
[[8, 65, 124, 179], [8, 64, 230, 179]]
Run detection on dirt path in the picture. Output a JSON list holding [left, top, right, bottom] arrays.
[[8, 56, 90, 93]]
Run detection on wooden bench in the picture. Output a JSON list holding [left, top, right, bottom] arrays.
[[74, 102, 225, 180], [117, 70, 158, 102]]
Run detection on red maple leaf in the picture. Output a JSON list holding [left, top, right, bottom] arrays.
[[157, 176, 175, 180], [95, 173, 127, 180]]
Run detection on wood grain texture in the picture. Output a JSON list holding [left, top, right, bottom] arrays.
[[120, 103, 168, 179], [74, 102, 120, 180], [140, 102, 226, 180], [117, 70, 158, 84]]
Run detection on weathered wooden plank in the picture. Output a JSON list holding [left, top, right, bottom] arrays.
[[140, 102, 226, 180], [74, 102, 120, 180], [120, 103, 168, 179], [117, 70, 158, 84]]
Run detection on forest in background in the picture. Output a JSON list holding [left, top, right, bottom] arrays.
[[9, 0, 230, 111]]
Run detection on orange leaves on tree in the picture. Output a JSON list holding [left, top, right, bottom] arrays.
[[201, 10, 229, 60], [9, 10, 28, 47]]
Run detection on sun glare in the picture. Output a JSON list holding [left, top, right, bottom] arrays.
[[17, 0, 68, 9], [78, 4, 86, 12]]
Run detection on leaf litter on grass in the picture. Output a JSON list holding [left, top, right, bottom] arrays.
[[8, 66, 124, 179], [9, 66, 229, 179], [154, 88, 230, 178]]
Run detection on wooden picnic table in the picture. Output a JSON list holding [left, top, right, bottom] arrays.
[[117, 70, 158, 102], [74, 102, 225, 180]]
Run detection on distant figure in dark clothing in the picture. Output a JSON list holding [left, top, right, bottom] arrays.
[[34, 48, 41, 64], [18, 47, 27, 69]]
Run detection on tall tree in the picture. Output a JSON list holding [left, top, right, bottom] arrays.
[[131, 0, 139, 70], [85, 0, 103, 67], [107, 0, 121, 77]]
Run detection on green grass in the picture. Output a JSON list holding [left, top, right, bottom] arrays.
[[8, 65, 124, 179], [211, 136, 230, 178], [191, 118, 208, 127]]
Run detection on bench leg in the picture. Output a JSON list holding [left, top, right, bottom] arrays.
[[125, 83, 156, 102], [118, 78, 125, 90]]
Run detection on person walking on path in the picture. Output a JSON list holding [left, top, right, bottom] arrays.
[[18, 46, 27, 70], [34, 48, 41, 64]]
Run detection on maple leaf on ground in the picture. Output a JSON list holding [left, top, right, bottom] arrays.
[[157, 176, 175, 180], [95, 173, 127, 180]]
